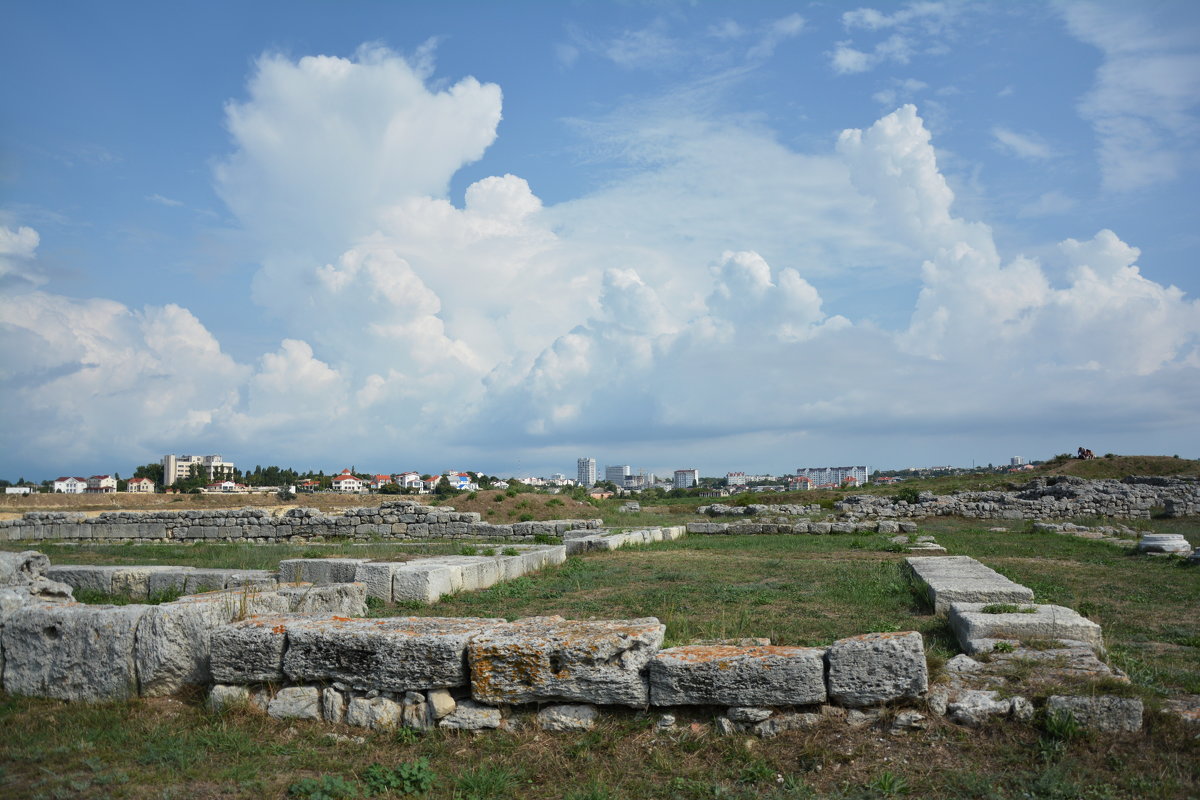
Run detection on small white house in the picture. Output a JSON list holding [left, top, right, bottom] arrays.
[[86, 475, 117, 494], [127, 477, 156, 493], [331, 470, 365, 493]]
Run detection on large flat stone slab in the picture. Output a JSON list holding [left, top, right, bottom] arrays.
[[906, 556, 1034, 613], [283, 615, 504, 692], [2, 602, 149, 700], [648, 645, 826, 707], [948, 603, 1104, 654], [469, 616, 664, 707], [274, 582, 367, 615], [826, 631, 928, 708]]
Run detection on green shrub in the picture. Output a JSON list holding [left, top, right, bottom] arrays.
[[492, 494, 505, 503], [458, 545, 478, 556], [532, 533, 557, 545], [287, 775, 360, 799], [517, 513, 534, 522], [894, 486, 921, 505], [362, 758, 435, 795], [502, 547, 519, 556]]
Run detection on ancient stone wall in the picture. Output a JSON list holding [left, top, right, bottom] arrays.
[[834, 476, 1200, 521], [0, 500, 601, 544]]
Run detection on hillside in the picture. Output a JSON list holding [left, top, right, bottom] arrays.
[[1036, 454, 1200, 479]]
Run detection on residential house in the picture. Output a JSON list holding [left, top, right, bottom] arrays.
[[86, 475, 117, 494], [127, 477, 156, 493], [395, 472, 423, 490], [331, 470, 365, 493], [297, 479, 321, 493], [52, 476, 87, 494], [370, 474, 394, 491]]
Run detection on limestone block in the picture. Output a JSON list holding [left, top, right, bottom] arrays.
[[1136, 534, 1192, 555], [346, 695, 403, 730], [906, 556, 1034, 613], [183, 569, 276, 594], [0, 550, 49, 585], [268, 686, 322, 720], [392, 565, 459, 604], [826, 631, 928, 708], [352, 561, 411, 601], [648, 645, 826, 707], [428, 688, 456, 720], [284, 615, 504, 692], [44, 565, 115, 594], [112, 566, 191, 599], [537, 704, 598, 732], [275, 582, 368, 616], [322, 687, 347, 724], [727, 707, 772, 723], [147, 569, 198, 596], [948, 603, 1103, 655], [278, 558, 371, 584], [208, 683, 251, 712], [1045, 695, 1142, 733], [439, 699, 501, 730], [135, 587, 290, 696], [210, 614, 294, 684], [469, 615, 664, 707], [2, 602, 148, 701]]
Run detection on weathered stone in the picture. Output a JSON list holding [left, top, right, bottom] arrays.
[[1045, 695, 1142, 733], [279, 558, 373, 585], [649, 645, 826, 707], [402, 691, 431, 730], [889, 710, 926, 732], [2, 602, 148, 701], [753, 712, 821, 738], [845, 708, 883, 728], [428, 688, 456, 720], [268, 686, 322, 720], [0, 550, 49, 585], [439, 699, 501, 730], [147, 569, 198, 596], [274, 582, 367, 615], [346, 695, 403, 729], [135, 588, 289, 696], [727, 707, 773, 724], [469, 616, 664, 707], [1136, 534, 1192, 555], [947, 689, 1011, 727], [210, 614, 293, 684], [322, 687, 347, 724], [715, 717, 740, 736], [284, 615, 503, 692], [826, 632, 927, 708], [537, 704, 598, 732], [208, 683, 251, 712], [948, 603, 1103, 655], [906, 556, 1034, 613], [391, 565, 459, 604]]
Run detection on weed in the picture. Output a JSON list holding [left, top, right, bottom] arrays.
[[517, 514, 534, 522], [992, 641, 1015, 653], [532, 533, 557, 544], [395, 727, 420, 745], [466, 492, 477, 502], [492, 495, 504, 503], [458, 545, 478, 556], [362, 758, 435, 795], [501, 547, 519, 556], [453, 764, 522, 799], [866, 770, 910, 796], [736, 760, 777, 784], [365, 595, 385, 610], [287, 775, 361, 799], [1042, 709, 1083, 742]]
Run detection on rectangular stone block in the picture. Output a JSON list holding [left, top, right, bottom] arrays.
[[826, 631, 928, 708], [135, 587, 290, 696], [147, 569, 198, 596], [2, 602, 149, 700], [44, 565, 116, 594], [948, 603, 1104, 654], [469, 615, 664, 707], [283, 615, 504, 692], [274, 582, 368, 615], [905, 555, 1034, 613], [278, 558, 371, 584], [352, 561, 411, 601], [210, 614, 294, 684], [392, 565, 459, 604], [649, 645, 827, 707]]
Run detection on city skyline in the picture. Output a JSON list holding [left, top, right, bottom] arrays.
[[3, 1, 1198, 480]]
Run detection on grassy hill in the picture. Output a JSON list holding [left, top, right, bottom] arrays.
[[1036, 453, 1200, 479]]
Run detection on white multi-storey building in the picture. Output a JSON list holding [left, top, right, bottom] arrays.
[[726, 472, 747, 487], [86, 475, 117, 494], [795, 465, 871, 487], [162, 454, 235, 487], [673, 469, 699, 489], [577, 457, 596, 488], [127, 477, 155, 493]]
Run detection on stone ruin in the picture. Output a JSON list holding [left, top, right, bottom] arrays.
[[0, 534, 1163, 737]]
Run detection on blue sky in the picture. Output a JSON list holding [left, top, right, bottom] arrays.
[[2, 0, 1199, 481]]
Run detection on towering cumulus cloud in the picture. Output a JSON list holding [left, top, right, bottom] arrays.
[[1, 48, 1197, 473]]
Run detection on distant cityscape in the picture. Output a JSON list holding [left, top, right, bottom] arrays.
[[3, 452, 1043, 496]]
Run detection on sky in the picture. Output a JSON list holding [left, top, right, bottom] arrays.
[[2, 0, 1199, 481]]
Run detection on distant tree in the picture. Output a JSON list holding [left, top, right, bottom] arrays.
[[133, 463, 165, 486]]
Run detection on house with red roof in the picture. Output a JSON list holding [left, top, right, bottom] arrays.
[[52, 476, 87, 494], [85, 475, 117, 494], [127, 477, 156, 493], [331, 470, 365, 493], [370, 474, 394, 490]]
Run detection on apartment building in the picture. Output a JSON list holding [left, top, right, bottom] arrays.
[[162, 454, 235, 487]]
